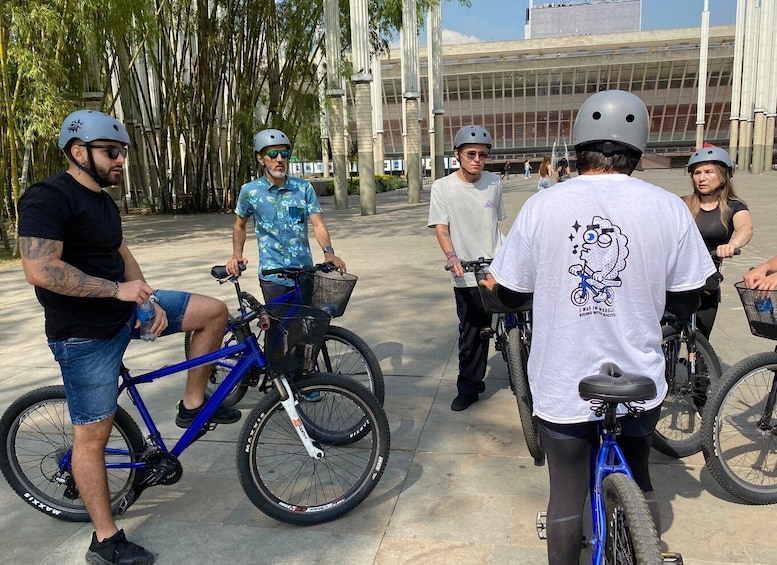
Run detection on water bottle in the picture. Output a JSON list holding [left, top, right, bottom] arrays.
[[137, 298, 156, 342], [754, 295, 776, 324]]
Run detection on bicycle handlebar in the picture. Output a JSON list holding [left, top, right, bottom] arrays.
[[444, 256, 493, 273], [711, 248, 741, 259], [261, 262, 338, 278]]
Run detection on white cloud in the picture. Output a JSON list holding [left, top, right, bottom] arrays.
[[389, 28, 482, 49], [441, 29, 481, 44]]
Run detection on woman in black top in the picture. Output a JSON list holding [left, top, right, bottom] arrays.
[[683, 146, 753, 337]]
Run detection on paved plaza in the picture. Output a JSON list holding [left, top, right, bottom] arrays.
[[1, 168, 777, 564]]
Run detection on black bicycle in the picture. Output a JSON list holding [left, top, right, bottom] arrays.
[[449, 258, 544, 465], [654, 250, 735, 458]]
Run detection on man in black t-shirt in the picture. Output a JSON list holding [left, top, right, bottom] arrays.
[[18, 110, 236, 565]]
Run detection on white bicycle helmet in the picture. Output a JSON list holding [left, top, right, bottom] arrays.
[[687, 146, 734, 177], [572, 90, 649, 154], [253, 129, 291, 153], [58, 110, 130, 149], [453, 125, 492, 150]]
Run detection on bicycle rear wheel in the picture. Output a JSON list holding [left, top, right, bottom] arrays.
[[0, 386, 145, 522], [236, 373, 390, 525], [701, 352, 777, 504], [506, 327, 544, 465], [602, 473, 662, 564], [654, 326, 721, 458]]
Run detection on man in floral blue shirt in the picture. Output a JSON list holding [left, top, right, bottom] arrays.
[[226, 128, 346, 302]]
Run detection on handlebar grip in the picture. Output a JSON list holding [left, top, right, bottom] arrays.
[[710, 248, 742, 259], [259, 312, 271, 331]]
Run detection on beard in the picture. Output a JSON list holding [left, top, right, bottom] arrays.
[[84, 159, 123, 187], [266, 167, 287, 180]]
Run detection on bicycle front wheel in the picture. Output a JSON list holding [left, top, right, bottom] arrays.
[[236, 373, 390, 525], [316, 325, 385, 404], [506, 327, 544, 465], [654, 326, 722, 458], [0, 386, 146, 522], [701, 352, 777, 504], [602, 473, 662, 564]]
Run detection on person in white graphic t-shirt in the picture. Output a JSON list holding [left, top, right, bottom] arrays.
[[482, 90, 715, 565]]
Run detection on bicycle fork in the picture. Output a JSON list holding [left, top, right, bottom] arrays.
[[274, 376, 324, 459]]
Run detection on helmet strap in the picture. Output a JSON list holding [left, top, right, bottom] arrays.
[[66, 144, 113, 188]]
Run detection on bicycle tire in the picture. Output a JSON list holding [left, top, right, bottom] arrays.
[[701, 352, 777, 504], [0, 386, 146, 522], [653, 326, 722, 458], [186, 314, 250, 407], [315, 325, 385, 404], [236, 373, 389, 525], [506, 327, 544, 465], [602, 473, 662, 565]]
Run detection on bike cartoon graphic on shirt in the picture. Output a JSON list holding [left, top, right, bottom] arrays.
[[568, 216, 629, 307]]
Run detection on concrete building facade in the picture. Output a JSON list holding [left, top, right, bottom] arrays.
[[526, 0, 641, 39], [366, 25, 737, 164]]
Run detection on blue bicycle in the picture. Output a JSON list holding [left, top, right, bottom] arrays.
[[186, 262, 384, 407], [536, 364, 672, 564], [0, 271, 390, 526]]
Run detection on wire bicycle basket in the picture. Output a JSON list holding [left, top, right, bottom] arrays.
[[264, 304, 333, 374], [311, 271, 358, 318], [735, 281, 777, 340]]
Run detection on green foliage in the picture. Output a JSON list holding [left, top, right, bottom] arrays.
[[326, 174, 405, 196]]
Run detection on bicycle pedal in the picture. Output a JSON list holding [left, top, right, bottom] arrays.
[[535, 511, 547, 540], [661, 552, 683, 564], [117, 490, 136, 515], [480, 327, 495, 340]]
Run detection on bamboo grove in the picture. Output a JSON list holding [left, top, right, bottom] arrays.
[[1, 0, 447, 229]]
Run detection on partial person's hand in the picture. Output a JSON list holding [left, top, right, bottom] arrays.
[[227, 257, 247, 276], [716, 243, 739, 259], [134, 302, 169, 337], [744, 265, 777, 291], [327, 254, 346, 272], [116, 279, 155, 304], [479, 273, 496, 291], [446, 255, 463, 277]]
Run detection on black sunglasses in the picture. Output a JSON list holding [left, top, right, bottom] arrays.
[[81, 144, 128, 160], [265, 149, 291, 160]]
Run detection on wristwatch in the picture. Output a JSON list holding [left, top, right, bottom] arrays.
[[323, 246, 335, 254]]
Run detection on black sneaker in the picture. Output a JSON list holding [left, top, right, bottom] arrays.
[[451, 393, 479, 411], [85, 529, 154, 565], [175, 400, 242, 429]]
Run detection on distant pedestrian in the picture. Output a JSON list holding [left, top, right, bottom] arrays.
[[524, 159, 532, 179], [501, 160, 512, 180], [538, 155, 552, 190]]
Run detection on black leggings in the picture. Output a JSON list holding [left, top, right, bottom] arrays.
[[539, 408, 661, 565]]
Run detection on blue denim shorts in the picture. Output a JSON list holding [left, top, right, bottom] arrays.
[[48, 290, 191, 425]]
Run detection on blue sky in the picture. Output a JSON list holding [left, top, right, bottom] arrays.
[[420, 0, 737, 44]]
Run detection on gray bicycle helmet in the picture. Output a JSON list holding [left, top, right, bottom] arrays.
[[453, 125, 492, 149], [58, 110, 130, 149], [572, 90, 649, 154], [253, 129, 291, 153], [687, 146, 734, 177]]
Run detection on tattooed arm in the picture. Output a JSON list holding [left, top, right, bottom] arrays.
[[19, 236, 154, 303], [20, 236, 116, 298]]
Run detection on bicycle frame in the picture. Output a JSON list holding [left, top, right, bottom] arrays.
[[589, 423, 636, 564], [119, 337, 263, 461]]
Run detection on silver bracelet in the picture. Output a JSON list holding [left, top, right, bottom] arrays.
[[112, 281, 120, 298]]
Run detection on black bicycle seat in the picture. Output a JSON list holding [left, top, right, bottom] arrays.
[[578, 373, 657, 404]]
